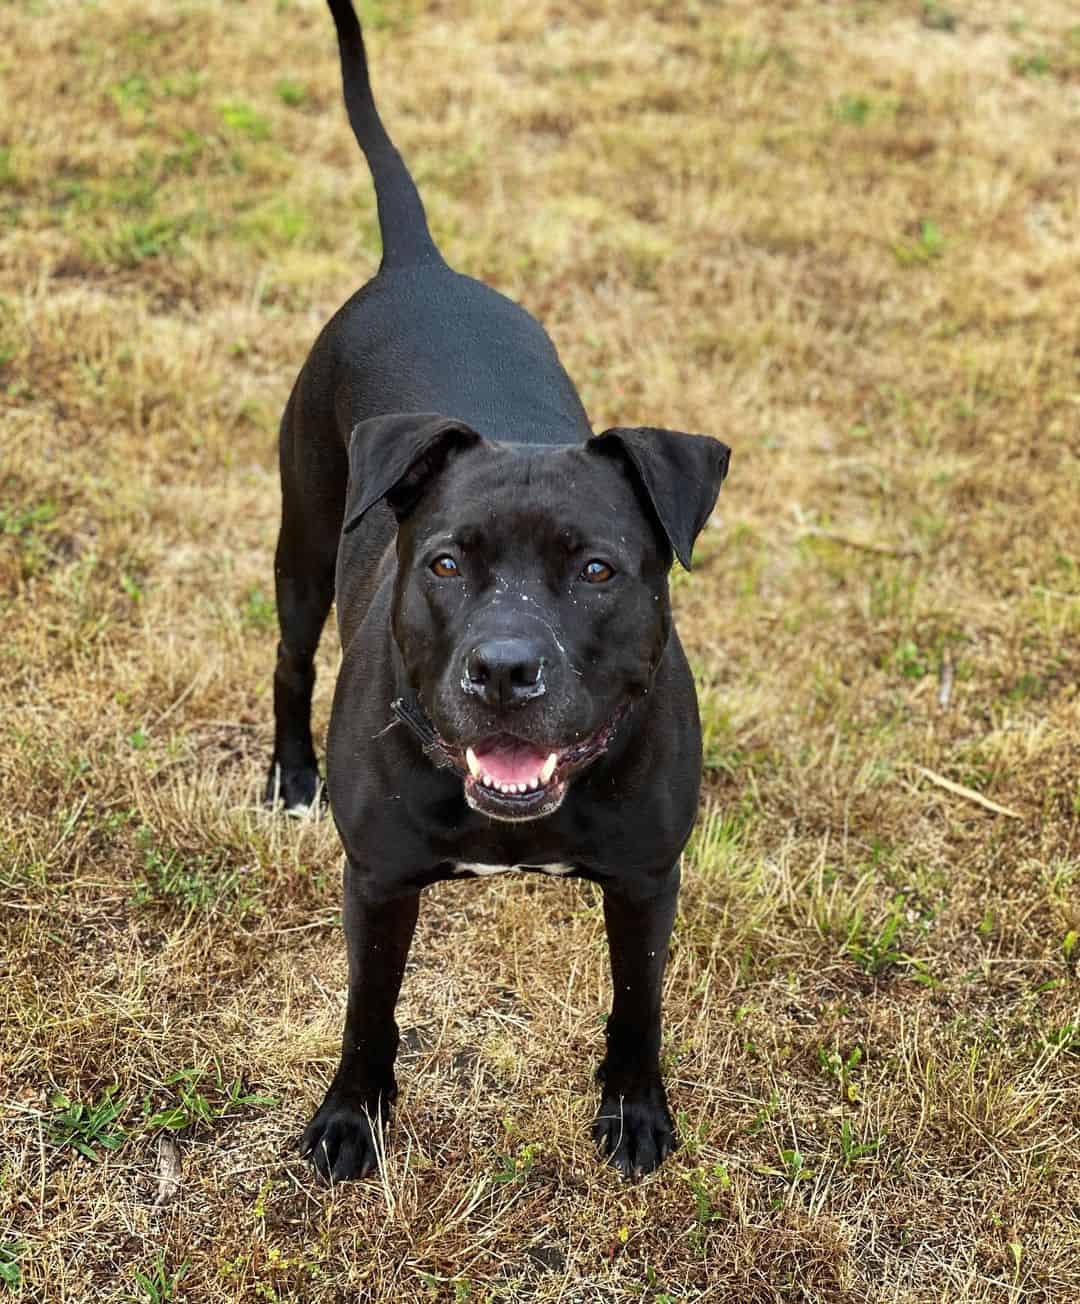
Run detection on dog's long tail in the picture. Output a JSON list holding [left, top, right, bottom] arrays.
[[326, 0, 442, 270]]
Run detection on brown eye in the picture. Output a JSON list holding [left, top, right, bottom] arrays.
[[431, 555, 460, 578], [581, 559, 615, 583]]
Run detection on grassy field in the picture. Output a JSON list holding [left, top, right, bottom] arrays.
[[2, 0, 1079, 1299]]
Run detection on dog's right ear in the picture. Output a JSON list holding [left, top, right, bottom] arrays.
[[343, 413, 483, 533]]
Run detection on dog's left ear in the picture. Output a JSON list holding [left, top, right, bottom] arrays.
[[343, 412, 484, 534], [587, 427, 731, 570]]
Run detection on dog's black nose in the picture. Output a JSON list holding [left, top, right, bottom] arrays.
[[464, 639, 546, 709]]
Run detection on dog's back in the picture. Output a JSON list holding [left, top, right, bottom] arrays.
[[308, 0, 590, 448]]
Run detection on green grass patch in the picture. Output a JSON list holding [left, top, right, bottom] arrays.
[[837, 1117, 885, 1168], [1011, 51, 1052, 78], [359, 0, 416, 33], [274, 78, 307, 108], [235, 196, 312, 251], [47, 1087, 126, 1162], [129, 1255, 189, 1304], [218, 101, 271, 141], [894, 219, 946, 266], [133, 827, 251, 914], [831, 93, 902, 126], [142, 1066, 276, 1134], [109, 72, 154, 115], [0, 1243, 22, 1291], [242, 586, 276, 630], [891, 639, 929, 680], [77, 208, 207, 268]]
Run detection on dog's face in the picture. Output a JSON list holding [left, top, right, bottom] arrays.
[[344, 415, 730, 822], [392, 444, 671, 820]]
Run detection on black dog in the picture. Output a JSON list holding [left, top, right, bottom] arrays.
[[268, 0, 730, 1180]]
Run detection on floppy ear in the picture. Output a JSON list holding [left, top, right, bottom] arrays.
[[586, 426, 731, 570], [342, 412, 483, 534]]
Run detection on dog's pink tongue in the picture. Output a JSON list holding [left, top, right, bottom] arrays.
[[473, 738, 549, 784]]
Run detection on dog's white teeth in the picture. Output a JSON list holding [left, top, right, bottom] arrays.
[[476, 772, 548, 797], [466, 747, 481, 779]]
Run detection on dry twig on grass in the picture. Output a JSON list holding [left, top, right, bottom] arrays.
[[912, 766, 1024, 819], [152, 1135, 182, 1209], [937, 649, 955, 710], [796, 527, 920, 560]]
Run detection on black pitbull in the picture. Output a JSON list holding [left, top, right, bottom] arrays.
[[269, 0, 731, 1180]]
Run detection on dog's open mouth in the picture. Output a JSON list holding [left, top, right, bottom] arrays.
[[456, 719, 619, 821], [388, 696, 625, 822]]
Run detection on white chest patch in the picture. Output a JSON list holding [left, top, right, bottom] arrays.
[[453, 862, 575, 878]]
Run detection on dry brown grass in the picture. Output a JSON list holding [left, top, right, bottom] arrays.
[[2, 0, 1079, 1299]]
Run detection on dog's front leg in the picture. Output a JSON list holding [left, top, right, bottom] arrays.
[[593, 868, 679, 1176], [302, 865, 419, 1181]]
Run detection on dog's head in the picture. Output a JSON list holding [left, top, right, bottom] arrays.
[[344, 413, 730, 822]]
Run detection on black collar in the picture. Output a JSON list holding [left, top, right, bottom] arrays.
[[390, 694, 439, 748]]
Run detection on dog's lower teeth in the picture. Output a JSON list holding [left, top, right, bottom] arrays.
[[472, 768, 554, 797]]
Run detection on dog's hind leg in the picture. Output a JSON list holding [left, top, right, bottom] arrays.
[[266, 393, 346, 810]]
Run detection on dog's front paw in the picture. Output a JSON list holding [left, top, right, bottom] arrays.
[[300, 1088, 389, 1181], [593, 1082, 676, 1177], [265, 759, 324, 814]]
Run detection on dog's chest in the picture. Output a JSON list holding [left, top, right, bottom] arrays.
[[453, 861, 574, 878]]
